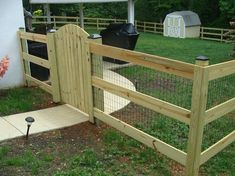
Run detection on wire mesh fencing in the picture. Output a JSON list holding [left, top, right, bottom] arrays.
[[92, 58, 193, 151], [203, 73, 235, 151], [207, 73, 235, 109]]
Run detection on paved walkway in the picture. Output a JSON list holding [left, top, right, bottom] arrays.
[[0, 62, 136, 142], [0, 104, 89, 142]]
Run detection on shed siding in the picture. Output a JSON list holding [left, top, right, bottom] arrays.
[[179, 17, 185, 38], [186, 26, 200, 38], [163, 17, 168, 36], [163, 11, 201, 39]]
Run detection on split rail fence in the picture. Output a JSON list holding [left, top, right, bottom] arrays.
[[32, 16, 235, 42], [18, 24, 234, 176]]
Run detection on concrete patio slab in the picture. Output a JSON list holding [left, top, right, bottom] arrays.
[[1, 104, 89, 142], [0, 118, 23, 141]]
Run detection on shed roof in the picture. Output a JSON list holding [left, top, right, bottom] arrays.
[[167, 11, 201, 27], [30, 0, 128, 3]]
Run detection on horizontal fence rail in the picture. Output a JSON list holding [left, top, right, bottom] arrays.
[[32, 16, 234, 42], [22, 52, 50, 69], [18, 30, 60, 102], [205, 97, 235, 124], [90, 42, 195, 79], [92, 76, 191, 124], [200, 131, 235, 165], [201, 26, 235, 43], [207, 60, 235, 80], [19, 31, 47, 43]]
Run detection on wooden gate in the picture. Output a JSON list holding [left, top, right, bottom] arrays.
[[53, 24, 94, 122]]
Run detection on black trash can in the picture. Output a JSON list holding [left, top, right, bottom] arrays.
[[28, 41, 50, 81], [100, 23, 139, 64]]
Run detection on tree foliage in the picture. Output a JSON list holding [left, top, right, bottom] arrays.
[[219, 0, 235, 20], [24, 0, 234, 27]]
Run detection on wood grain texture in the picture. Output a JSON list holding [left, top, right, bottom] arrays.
[[186, 62, 209, 176], [200, 130, 235, 165], [90, 42, 194, 79], [92, 76, 191, 124], [47, 32, 61, 102], [19, 31, 47, 43], [54, 24, 91, 114], [22, 52, 50, 69], [208, 60, 235, 80], [25, 74, 52, 94], [205, 97, 235, 124]]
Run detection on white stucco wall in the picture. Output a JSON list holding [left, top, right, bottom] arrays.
[[0, 0, 25, 89]]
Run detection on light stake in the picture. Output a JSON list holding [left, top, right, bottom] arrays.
[[25, 117, 35, 140]]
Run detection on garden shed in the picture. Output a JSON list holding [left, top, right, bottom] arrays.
[[163, 11, 201, 38]]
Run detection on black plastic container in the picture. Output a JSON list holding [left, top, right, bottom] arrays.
[[28, 41, 49, 81], [100, 23, 139, 64]]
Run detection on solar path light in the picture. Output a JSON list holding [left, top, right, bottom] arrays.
[[25, 117, 35, 140]]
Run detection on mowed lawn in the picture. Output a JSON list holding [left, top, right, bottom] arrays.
[[87, 29, 233, 64], [135, 32, 233, 64]]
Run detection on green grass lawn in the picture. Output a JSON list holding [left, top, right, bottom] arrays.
[[135, 32, 233, 64], [86, 29, 234, 64], [0, 87, 55, 116]]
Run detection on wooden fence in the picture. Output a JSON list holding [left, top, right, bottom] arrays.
[[201, 26, 235, 43], [32, 16, 128, 30], [32, 16, 235, 42], [89, 42, 235, 176], [18, 25, 234, 176], [18, 28, 60, 103]]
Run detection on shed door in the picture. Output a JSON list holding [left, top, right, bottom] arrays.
[[167, 16, 181, 38]]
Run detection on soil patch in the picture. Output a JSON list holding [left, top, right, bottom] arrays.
[[0, 122, 106, 176]]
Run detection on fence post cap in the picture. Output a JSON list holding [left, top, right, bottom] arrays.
[[88, 34, 102, 39], [196, 56, 209, 61]]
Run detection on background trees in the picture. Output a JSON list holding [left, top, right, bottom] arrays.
[[23, 0, 234, 28]]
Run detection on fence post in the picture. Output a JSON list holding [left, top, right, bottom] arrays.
[[221, 29, 224, 42], [88, 34, 104, 125], [18, 27, 30, 86], [76, 16, 79, 26], [154, 23, 157, 33], [96, 18, 99, 30], [135, 20, 138, 30], [47, 30, 61, 103], [201, 27, 204, 40], [53, 16, 56, 29], [186, 56, 209, 176], [144, 22, 146, 32]]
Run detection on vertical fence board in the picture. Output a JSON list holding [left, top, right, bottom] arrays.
[[47, 32, 61, 102], [17, 29, 27, 85], [19, 28, 31, 86]]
